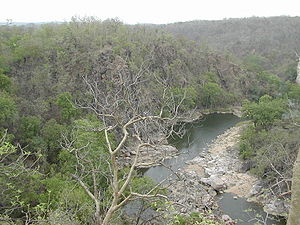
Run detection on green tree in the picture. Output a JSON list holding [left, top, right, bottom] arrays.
[[200, 82, 226, 108], [0, 74, 12, 93], [0, 92, 17, 127], [19, 116, 41, 141], [170, 87, 197, 111], [287, 83, 300, 102], [242, 95, 287, 129], [41, 119, 66, 164], [0, 131, 43, 223], [56, 92, 80, 122]]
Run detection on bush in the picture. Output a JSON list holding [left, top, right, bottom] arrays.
[[239, 122, 300, 188], [170, 212, 223, 225], [242, 95, 287, 129]]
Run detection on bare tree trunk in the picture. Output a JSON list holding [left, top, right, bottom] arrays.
[[101, 205, 116, 225], [296, 57, 300, 85], [287, 148, 300, 225]]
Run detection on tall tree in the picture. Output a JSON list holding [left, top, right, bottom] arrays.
[[64, 54, 185, 225]]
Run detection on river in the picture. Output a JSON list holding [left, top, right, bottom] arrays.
[[144, 113, 285, 225]]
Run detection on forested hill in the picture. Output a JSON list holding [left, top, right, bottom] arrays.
[[160, 16, 300, 72], [1, 18, 300, 224], [0, 18, 276, 121]]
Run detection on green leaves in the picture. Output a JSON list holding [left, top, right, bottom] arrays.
[[170, 86, 198, 111], [200, 82, 234, 108], [19, 116, 41, 141], [0, 91, 17, 126], [56, 92, 80, 122], [287, 83, 300, 102], [0, 74, 12, 93], [0, 141, 16, 155], [41, 119, 66, 163], [242, 95, 287, 129]]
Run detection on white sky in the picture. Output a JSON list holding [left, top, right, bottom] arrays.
[[1, 0, 300, 24]]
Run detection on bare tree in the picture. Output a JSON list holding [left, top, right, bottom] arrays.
[[65, 52, 186, 225], [294, 51, 300, 85]]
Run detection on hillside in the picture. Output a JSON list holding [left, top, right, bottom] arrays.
[[160, 16, 300, 76], [0, 17, 300, 224]]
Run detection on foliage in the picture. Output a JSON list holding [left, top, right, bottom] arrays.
[[287, 83, 300, 102], [169, 212, 223, 225], [56, 92, 80, 122], [0, 133, 43, 221], [0, 91, 17, 126], [244, 54, 268, 73], [170, 87, 198, 111], [239, 122, 300, 196], [19, 116, 41, 142], [0, 17, 299, 224], [0, 73, 12, 93], [41, 119, 66, 163], [0, 141, 16, 155], [242, 95, 287, 129], [287, 148, 300, 225], [199, 82, 233, 108], [40, 175, 94, 224], [239, 124, 258, 160], [58, 117, 113, 210], [161, 16, 300, 73]]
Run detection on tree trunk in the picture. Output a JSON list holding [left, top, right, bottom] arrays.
[[287, 148, 300, 225], [100, 207, 115, 225], [296, 57, 300, 85]]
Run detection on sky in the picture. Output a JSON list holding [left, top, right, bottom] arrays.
[[1, 0, 300, 24]]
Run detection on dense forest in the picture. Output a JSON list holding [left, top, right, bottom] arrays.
[[0, 17, 300, 224], [160, 16, 300, 72]]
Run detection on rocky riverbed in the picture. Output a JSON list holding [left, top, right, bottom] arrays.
[[120, 144, 180, 168], [163, 125, 252, 216], [164, 123, 289, 220], [185, 124, 257, 198]]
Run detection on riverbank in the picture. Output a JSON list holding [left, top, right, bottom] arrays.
[[164, 124, 257, 217], [184, 124, 257, 198], [164, 122, 287, 223], [128, 113, 288, 224], [178, 107, 243, 123], [202, 107, 243, 118]]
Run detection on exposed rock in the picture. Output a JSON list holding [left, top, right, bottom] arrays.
[[238, 160, 255, 173], [185, 164, 206, 177], [201, 176, 226, 191], [135, 145, 179, 168], [165, 169, 218, 213], [249, 182, 263, 196], [137, 120, 288, 219], [222, 214, 232, 221], [183, 124, 257, 198], [180, 207, 187, 213], [208, 189, 217, 197]]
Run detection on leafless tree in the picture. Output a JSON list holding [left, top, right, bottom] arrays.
[[66, 52, 187, 225], [294, 51, 300, 85]]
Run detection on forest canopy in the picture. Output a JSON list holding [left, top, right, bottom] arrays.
[[0, 16, 300, 224]]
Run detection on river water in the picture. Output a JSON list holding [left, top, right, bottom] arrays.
[[144, 113, 285, 225], [145, 113, 240, 182]]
